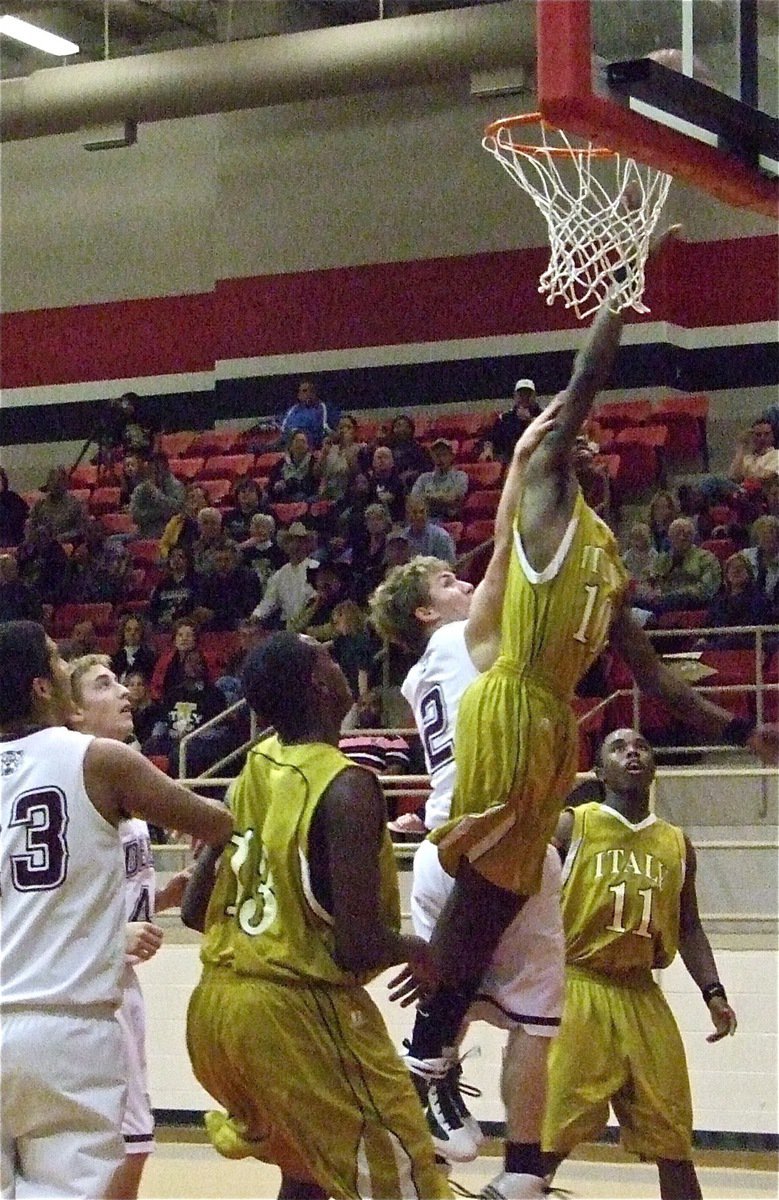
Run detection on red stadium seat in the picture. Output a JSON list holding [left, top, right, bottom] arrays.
[[128, 539, 160, 565], [652, 395, 710, 469], [69, 489, 92, 506], [200, 478, 232, 505], [89, 487, 121, 514], [463, 490, 501, 518], [463, 461, 502, 489], [457, 439, 481, 462], [189, 430, 243, 456], [68, 464, 99, 489], [53, 602, 115, 636], [101, 511, 137, 536], [459, 519, 494, 551], [595, 399, 653, 428], [197, 454, 255, 481], [700, 538, 737, 566], [170, 457, 205, 481], [158, 432, 196, 458], [440, 521, 463, 545], [254, 452, 285, 475], [270, 502, 309, 526]]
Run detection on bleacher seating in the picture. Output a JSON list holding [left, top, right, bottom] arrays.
[[170, 457, 205, 481], [200, 478, 232, 505], [89, 486, 122, 514], [198, 454, 254, 481], [158, 432, 196, 458], [69, 464, 99, 489], [463, 490, 501, 519], [463, 461, 502, 489], [189, 430, 244, 456]]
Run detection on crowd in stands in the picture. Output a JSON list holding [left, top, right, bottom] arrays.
[[1, 379, 777, 804]]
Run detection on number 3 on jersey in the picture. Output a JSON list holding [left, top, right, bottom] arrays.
[[420, 685, 453, 772]]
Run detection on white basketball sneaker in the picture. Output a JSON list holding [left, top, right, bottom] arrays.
[[480, 1171, 547, 1199]]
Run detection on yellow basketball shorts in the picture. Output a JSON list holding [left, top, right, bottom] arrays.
[[187, 966, 451, 1200], [435, 669, 578, 896], [542, 967, 694, 1161]]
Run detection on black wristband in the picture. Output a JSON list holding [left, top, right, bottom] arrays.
[[723, 717, 752, 746], [702, 982, 728, 1005]]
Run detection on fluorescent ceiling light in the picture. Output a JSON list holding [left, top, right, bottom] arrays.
[[0, 15, 79, 56]]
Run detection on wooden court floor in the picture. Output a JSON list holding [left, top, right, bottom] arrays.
[[142, 1138, 778, 1199]]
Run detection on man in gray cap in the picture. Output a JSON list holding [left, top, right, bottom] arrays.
[[411, 439, 469, 520], [479, 378, 542, 464]]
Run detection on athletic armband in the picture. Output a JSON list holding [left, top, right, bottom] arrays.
[[722, 717, 752, 746], [702, 982, 728, 1006]]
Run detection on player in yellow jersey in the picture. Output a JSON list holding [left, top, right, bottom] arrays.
[[371, 255, 778, 1198], [541, 729, 737, 1200], [181, 631, 450, 1200]]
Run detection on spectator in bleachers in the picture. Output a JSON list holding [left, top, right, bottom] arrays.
[[647, 489, 680, 552], [239, 512, 285, 592], [384, 528, 412, 571], [153, 617, 200, 702], [478, 378, 541, 463], [0, 468, 29, 547], [16, 520, 70, 606], [410, 438, 469, 520], [118, 451, 148, 508], [621, 521, 660, 586], [762, 475, 779, 520], [67, 518, 131, 604], [634, 517, 722, 616], [700, 553, 776, 649], [329, 599, 374, 702], [289, 560, 351, 641], [358, 445, 404, 523], [192, 507, 235, 576], [0, 552, 43, 622], [159, 482, 208, 561], [315, 414, 368, 503], [60, 619, 99, 661], [351, 503, 393, 603], [268, 430, 317, 503], [125, 669, 164, 747], [192, 544, 261, 631], [382, 415, 433, 489], [129, 452, 185, 538], [148, 545, 197, 630], [403, 495, 456, 565], [339, 688, 411, 779], [101, 393, 156, 461], [222, 477, 266, 542], [29, 467, 87, 545], [145, 647, 228, 777], [742, 515, 779, 607], [110, 613, 158, 683], [728, 418, 779, 486], [251, 521, 317, 630], [279, 376, 340, 451]]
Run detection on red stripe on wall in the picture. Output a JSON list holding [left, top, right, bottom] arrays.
[[1, 238, 776, 389]]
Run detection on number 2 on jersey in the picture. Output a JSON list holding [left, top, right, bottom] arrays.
[[420, 685, 454, 772]]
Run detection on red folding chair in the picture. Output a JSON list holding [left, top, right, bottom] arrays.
[[189, 430, 243, 456], [271, 502, 309, 526], [254, 452, 285, 475], [200, 478, 232, 505], [101, 511, 137, 536], [68, 464, 99, 489], [89, 487, 121, 514], [158, 432, 196, 458], [170, 457, 205, 481], [197, 454, 255, 481]]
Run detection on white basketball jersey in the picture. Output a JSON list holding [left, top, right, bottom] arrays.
[[121, 818, 156, 924], [401, 620, 478, 829], [0, 727, 125, 1010]]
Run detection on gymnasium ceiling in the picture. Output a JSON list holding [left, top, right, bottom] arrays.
[[0, 0, 509, 80]]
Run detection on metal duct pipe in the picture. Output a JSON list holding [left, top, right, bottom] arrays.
[[0, 1, 535, 142]]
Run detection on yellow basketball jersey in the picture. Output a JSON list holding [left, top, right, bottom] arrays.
[[561, 802, 687, 979], [501, 490, 628, 700], [200, 734, 400, 987]]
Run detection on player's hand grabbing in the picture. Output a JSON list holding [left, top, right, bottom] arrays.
[[706, 994, 737, 1042], [748, 724, 779, 765], [155, 867, 193, 912], [387, 935, 440, 1007], [126, 920, 164, 964], [515, 396, 565, 465]]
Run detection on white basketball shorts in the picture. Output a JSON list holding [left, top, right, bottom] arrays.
[[117, 969, 155, 1155], [1, 1007, 126, 1199], [411, 839, 565, 1035]]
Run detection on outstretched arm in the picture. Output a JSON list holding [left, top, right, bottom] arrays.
[[678, 837, 738, 1042], [464, 399, 563, 670], [610, 605, 779, 762]]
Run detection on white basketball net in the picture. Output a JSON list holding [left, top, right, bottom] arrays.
[[483, 118, 673, 320]]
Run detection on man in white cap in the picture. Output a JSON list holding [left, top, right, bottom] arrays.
[[479, 378, 542, 464], [250, 521, 318, 629]]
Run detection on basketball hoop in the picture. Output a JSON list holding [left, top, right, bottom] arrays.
[[483, 113, 673, 319]]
